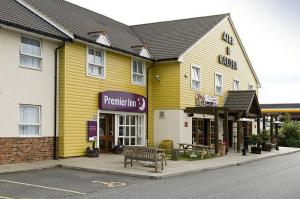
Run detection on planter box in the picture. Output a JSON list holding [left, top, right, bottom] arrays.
[[86, 148, 99, 157], [262, 144, 272, 152], [251, 146, 261, 154]]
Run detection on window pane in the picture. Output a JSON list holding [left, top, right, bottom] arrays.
[[19, 125, 39, 135], [138, 62, 143, 74], [20, 55, 41, 69], [131, 127, 136, 136], [133, 61, 137, 73], [126, 126, 129, 136], [119, 126, 124, 136], [136, 75, 144, 83], [20, 105, 40, 123], [119, 116, 124, 125], [125, 138, 129, 145], [21, 37, 41, 57], [126, 115, 130, 125], [131, 138, 135, 145], [192, 67, 200, 81], [131, 116, 135, 125]]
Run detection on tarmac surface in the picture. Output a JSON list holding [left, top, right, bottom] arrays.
[[1, 152, 300, 199]]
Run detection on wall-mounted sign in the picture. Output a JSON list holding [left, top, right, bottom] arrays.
[[219, 32, 237, 70], [219, 55, 237, 70], [99, 91, 147, 113], [222, 32, 234, 45], [87, 121, 97, 141], [195, 93, 218, 107]]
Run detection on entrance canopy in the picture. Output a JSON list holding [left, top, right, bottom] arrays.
[[224, 90, 262, 118]]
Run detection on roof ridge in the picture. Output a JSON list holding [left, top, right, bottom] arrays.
[[130, 13, 230, 27]]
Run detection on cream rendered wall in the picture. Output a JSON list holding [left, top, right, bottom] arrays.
[[180, 17, 259, 109], [154, 110, 181, 147], [154, 110, 192, 148], [0, 28, 59, 137]]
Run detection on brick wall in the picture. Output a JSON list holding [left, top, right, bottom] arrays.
[[0, 137, 55, 164]]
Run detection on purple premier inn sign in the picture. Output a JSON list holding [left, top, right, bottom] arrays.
[[99, 91, 147, 113]]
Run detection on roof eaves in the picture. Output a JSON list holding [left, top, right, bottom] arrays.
[[74, 35, 153, 62], [16, 0, 74, 40], [0, 19, 71, 41]]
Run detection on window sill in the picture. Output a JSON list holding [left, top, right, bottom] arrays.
[[19, 65, 43, 71], [132, 81, 146, 86], [18, 134, 42, 138], [86, 74, 106, 79]]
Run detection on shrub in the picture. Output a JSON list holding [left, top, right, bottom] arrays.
[[279, 120, 300, 148]]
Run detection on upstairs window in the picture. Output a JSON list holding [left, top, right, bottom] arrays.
[[215, 73, 223, 95], [19, 105, 41, 136], [87, 47, 105, 78], [191, 64, 200, 90], [132, 59, 145, 85], [233, 80, 240, 90], [20, 36, 42, 70]]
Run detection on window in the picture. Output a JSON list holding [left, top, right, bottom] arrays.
[[87, 47, 105, 77], [233, 80, 240, 90], [20, 36, 42, 69], [132, 59, 145, 85], [117, 115, 144, 146], [191, 64, 200, 90], [19, 105, 41, 136], [248, 84, 254, 90], [215, 73, 223, 95]]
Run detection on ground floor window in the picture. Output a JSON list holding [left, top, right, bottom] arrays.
[[116, 114, 144, 146], [19, 104, 41, 135]]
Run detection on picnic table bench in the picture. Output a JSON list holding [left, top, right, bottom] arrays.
[[178, 143, 210, 159], [124, 146, 167, 172]]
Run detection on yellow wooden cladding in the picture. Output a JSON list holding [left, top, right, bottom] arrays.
[[58, 17, 260, 157], [180, 18, 259, 109], [59, 42, 150, 157]]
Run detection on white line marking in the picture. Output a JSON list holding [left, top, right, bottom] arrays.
[[92, 181, 127, 188], [0, 179, 85, 195]]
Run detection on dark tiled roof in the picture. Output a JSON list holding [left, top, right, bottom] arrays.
[[22, 0, 228, 60], [131, 14, 229, 61], [0, 0, 70, 40], [224, 90, 258, 112], [260, 104, 300, 109], [23, 0, 144, 55]]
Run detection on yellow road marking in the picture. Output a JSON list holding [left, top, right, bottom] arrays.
[[0, 179, 85, 195], [92, 181, 127, 188]]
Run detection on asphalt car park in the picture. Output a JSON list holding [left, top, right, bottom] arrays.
[[0, 167, 147, 199]]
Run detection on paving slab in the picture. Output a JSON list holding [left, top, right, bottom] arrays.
[[1, 147, 299, 179]]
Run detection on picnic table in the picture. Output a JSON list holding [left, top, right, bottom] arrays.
[[178, 143, 210, 159]]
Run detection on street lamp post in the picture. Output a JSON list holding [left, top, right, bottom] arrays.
[[273, 120, 282, 151], [237, 118, 251, 156]]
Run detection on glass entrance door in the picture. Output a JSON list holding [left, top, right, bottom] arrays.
[[99, 114, 114, 153]]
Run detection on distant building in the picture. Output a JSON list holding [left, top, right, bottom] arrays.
[[261, 103, 300, 121]]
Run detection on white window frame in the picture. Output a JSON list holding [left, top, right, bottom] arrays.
[[248, 83, 254, 90], [19, 35, 43, 70], [86, 47, 106, 79], [131, 58, 146, 86], [215, 72, 224, 95], [233, 79, 240, 91], [19, 104, 42, 137], [191, 64, 201, 91]]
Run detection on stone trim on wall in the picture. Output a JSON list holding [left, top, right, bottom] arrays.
[[0, 137, 55, 164]]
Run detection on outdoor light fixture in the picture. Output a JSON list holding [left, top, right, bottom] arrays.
[[155, 75, 160, 81], [237, 118, 251, 156], [273, 120, 282, 151]]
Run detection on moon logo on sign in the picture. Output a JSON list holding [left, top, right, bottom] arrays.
[[138, 97, 146, 111]]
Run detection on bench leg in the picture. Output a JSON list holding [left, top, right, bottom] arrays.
[[161, 160, 164, 171], [164, 156, 167, 166], [131, 158, 133, 166], [155, 161, 158, 172], [124, 157, 127, 168]]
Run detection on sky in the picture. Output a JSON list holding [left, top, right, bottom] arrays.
[[67, 0, 300, 104]]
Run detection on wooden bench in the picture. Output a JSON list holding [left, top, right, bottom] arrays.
[[124, 146, 166, 172]]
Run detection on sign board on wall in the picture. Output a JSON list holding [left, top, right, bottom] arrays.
[[195, 93, 218, 107], [87, 121, 97, 141], [99, 91, 147, 113]]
